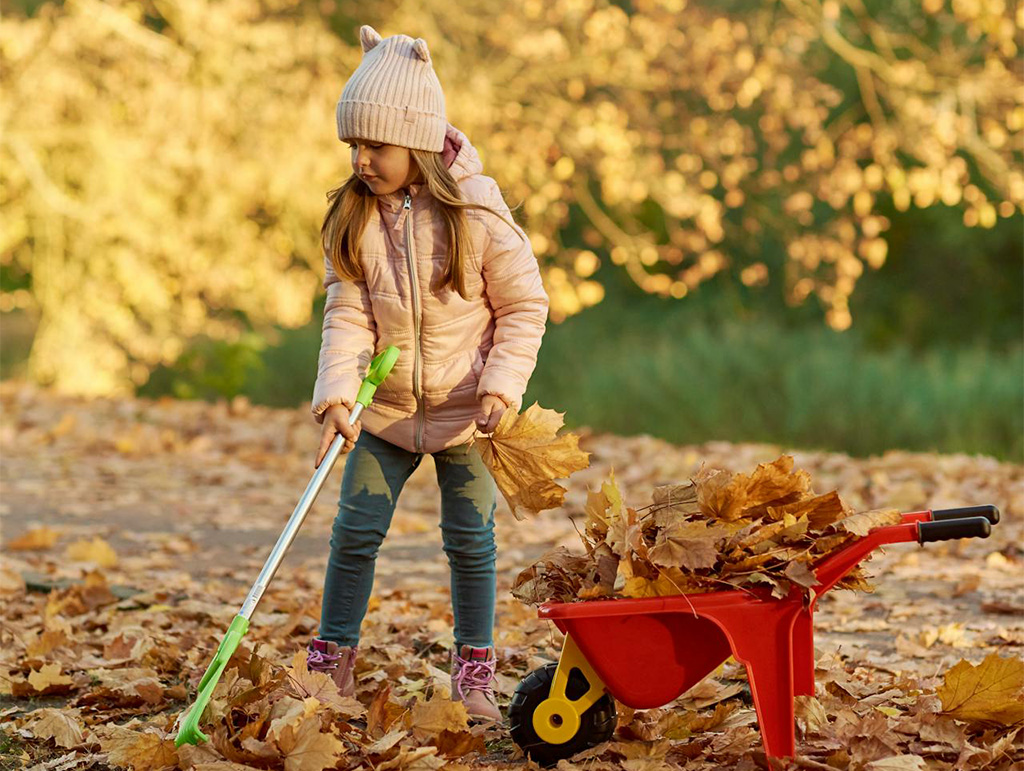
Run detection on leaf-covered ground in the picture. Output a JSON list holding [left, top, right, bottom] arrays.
[[1, 381, 1021, 770]]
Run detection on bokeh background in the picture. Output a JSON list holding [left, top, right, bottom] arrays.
[[2, 0, 1021, 461]]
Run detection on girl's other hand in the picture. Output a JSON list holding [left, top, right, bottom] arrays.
[[315, 404, 362, 468], [476, 394, 507, 434]]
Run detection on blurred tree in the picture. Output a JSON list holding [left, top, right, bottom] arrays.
[[391, 0, 1021, 326], [1, 0, 1020, 397], [1, 0, 348, 396]]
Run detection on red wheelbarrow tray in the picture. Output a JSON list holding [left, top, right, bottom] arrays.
[[535, 506, 997, 759]]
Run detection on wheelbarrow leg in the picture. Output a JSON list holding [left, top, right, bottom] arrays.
[[792, 609, 815, 697], [706, 602, 803, 759]]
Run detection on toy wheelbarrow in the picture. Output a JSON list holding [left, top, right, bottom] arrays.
[[508, 504, 1000, 766], [174, 346, 401, 747]]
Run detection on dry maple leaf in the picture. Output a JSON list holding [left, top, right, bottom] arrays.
[[100, 727, 179, 771], [26, 708, 84, 748], [432, 727, 487, 757], [471, 401, 591, 520], [91, 667, 165, 706], [364, 728, 407, 754], [43, 569, 119, 617], [697, 455, 811, 521], [275, 714, 346, 771], [650, 481, 702, 525], [25, 663, 74, 696], [783, 560, 820, 590], [285, 650, 364, 718], [409, 693, 470, 740], [619, 707, 693, 742], [938, 653, 1024, 727], [794, 695, 829, 735], [267, 695, 320, 744], [835, 508, 902, 537], [606, 505, 648, 561], [621, 566, 697, 598], [767, 490, 850, 529], [648, 520, 722, 571], [579, 469, 626, 551], [378, 746, 446, 771], [367, 682, 407, 737]]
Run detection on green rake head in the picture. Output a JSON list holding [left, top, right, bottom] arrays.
[[175, 614, 249, 746]]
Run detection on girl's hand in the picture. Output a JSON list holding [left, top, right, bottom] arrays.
[[476, 394, 507, 434], [315, 404, 362, 468]]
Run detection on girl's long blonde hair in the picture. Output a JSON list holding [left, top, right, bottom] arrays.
[[321, 147, 524, 300]]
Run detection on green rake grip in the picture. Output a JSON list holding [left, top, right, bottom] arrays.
[[356, 345, 400, 408], [174, 345, 400, 747]]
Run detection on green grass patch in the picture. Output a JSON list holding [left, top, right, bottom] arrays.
[[521, 297, 1022, 461]]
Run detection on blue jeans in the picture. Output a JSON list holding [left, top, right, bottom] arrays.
[[318, 430, 498, 648]]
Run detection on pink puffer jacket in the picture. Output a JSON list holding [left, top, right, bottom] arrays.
[[311, 123, 550, 454]]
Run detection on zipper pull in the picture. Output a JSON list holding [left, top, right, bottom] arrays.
[[393, 193, 411, 230]]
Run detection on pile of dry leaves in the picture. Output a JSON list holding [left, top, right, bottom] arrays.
[[510, 454, 907, 606]]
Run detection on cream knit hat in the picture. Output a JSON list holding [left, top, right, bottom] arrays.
[[336, 25, 447, 152]]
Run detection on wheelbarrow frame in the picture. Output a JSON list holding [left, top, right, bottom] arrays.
[[518, 505, 998, 762]]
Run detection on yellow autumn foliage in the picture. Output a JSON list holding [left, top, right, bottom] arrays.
[[2, 0, 1020, 396]]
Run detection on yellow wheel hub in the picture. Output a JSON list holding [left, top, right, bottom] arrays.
[[533, 697, 581, 743]]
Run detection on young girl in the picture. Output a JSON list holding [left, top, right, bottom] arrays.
[[304, 25, 549, 723]]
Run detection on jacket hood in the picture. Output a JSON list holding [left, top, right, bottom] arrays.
[[441, 123, 484, 182], [377, 123, 483, 211]]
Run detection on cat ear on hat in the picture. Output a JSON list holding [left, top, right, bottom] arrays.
[[360, 25, 382, 53], [412, 38, 431, 64]]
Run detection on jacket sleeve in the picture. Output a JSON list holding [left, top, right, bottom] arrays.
[[310, 250, 377, 424], [476, 178, 550, 412]]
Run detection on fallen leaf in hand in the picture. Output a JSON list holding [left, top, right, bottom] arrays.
[[472, 401, 590, 520]]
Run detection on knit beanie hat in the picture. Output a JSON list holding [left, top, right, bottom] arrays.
[[336, 25, 447, 152]]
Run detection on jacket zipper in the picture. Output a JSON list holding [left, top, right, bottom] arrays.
[[401, 192, 425, 453]]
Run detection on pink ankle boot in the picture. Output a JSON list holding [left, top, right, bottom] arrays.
[[305, 637, 357, 697], [451, 644, 501, 723]]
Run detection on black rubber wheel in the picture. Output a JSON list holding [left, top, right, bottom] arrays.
[[507, 662, 616, 767]]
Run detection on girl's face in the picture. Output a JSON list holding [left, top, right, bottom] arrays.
[[345, 138, 423, 196]]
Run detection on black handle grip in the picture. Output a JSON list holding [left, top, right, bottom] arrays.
[[931, 505, 1000, 525], [918, 516, 992, 543]]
